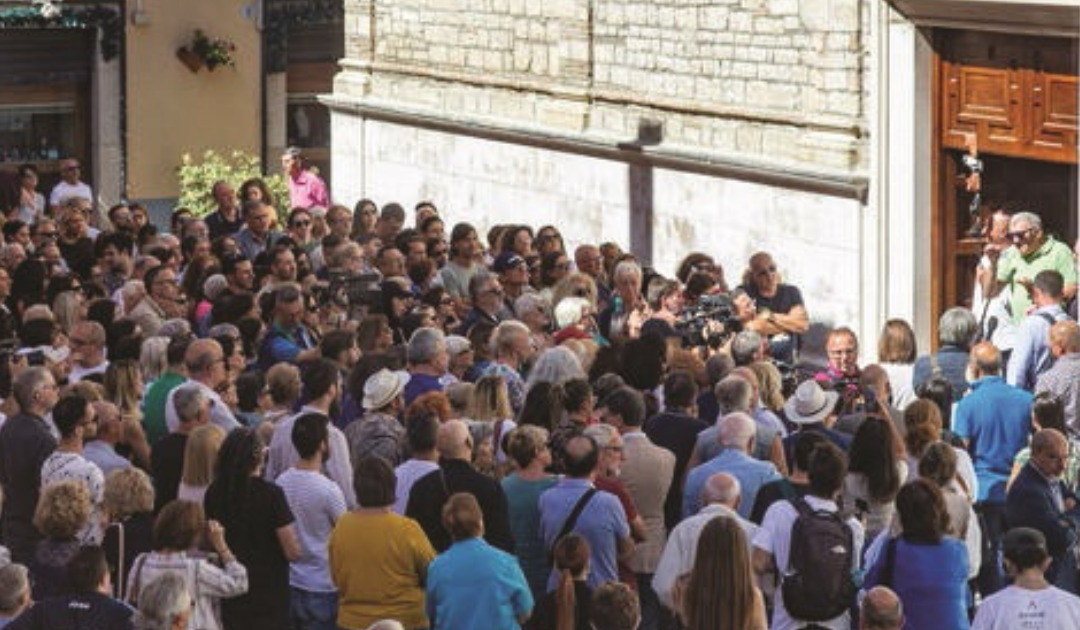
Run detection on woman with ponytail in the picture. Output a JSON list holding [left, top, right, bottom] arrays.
[[526, 533, 592, 630]]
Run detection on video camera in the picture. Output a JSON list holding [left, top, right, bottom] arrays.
[[674, 292, 743, 349], [312, 271, 383, 313]]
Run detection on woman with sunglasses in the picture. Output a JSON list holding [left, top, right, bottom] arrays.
[[287, 208, 316, 253]]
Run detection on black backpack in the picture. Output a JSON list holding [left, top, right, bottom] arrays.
[[780, 497, 856, 622]]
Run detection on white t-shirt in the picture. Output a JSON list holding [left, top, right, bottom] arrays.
[[972, 584, 1080, 630], [276, 467, 347, 592], [752, 495, 864, 630], [49, 181, 93, 208]]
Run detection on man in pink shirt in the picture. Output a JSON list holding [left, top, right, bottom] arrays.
[[282, 147, 329, 210]]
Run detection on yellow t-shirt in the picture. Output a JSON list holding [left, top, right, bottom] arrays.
[[329, 511, 437, 630]]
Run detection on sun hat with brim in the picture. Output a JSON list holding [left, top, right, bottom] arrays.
[[362, 368, 410, 410], [784, 380, 840, 425]]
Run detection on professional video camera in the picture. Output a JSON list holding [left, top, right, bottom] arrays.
[[312, 271, 383, 313], [674, 292, 743, 349]]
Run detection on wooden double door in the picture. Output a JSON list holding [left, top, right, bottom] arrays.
[[935, 30, 1078, 318]]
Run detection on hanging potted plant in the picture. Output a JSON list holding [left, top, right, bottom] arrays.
[[177, 29, 237, 73]]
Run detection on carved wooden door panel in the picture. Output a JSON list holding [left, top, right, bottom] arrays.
[[942, 60, 1025, 155], [1031, 70, 1079, 163]]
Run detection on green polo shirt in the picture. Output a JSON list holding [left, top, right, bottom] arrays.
[[142, 370, 186, 444], [996, 235, 1077, 323]]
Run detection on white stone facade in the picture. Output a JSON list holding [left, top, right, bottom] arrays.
[[330, 0, 1076, 352]]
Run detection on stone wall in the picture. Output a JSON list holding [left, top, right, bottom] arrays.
[[337, 0, 869, 173], [329, 0, 873, 337]]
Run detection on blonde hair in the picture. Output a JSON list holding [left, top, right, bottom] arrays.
[[34, 481, 91, 539], [104, 468, 154, 520], [52, 291, 81, 335], [181, 424, 226, 488], [104, 359, 143, 418], [469, 375, 513, 422], [139, 337, 171, 383]]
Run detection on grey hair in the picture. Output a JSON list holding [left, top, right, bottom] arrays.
[[714, 375, 753, 415], [514, 292, 548, 319], [613, 260, 642, 284], [0, 563, 28, 614], [1010, 211, 1042, 231], [172, 383, 208, 425], [12, 366, 53, 410], [937, 307, 978, 348], [718, 412, 756, 448], [731, 331, 763, 366], [207, 323, 240, 340], [491, 320, 530, 356], [701, 473, 742, 506], [133, 572, 190, 630], [467, 270, 498, 302], [157, 318, 192, 340], [407, 327, 446, 365], [526, 346, 585, 388], [139, 337, 171, 383], [366, 621, 406, 630], [583, 423, 619, 448], [554, 296, 590, 330]]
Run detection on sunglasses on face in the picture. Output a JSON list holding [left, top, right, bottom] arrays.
[[1008, 228, 1035, 242], [293, 221, 311, 228]]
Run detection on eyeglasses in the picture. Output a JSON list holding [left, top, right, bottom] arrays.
[[292, 221, 311, 228], [36, 231, 58, 239], [62, 165, 80, 172], [755, 265, 777, 277], [483, 288, 505, 297], [1008, 227, 1036, 242]]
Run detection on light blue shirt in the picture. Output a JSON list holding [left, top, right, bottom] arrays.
[[683, 448, 781, 519], [1007, 303, 1069, 391], [538, 479, 629, 590], [954, 375, 1032, 503], [427, 537, 533, 630]]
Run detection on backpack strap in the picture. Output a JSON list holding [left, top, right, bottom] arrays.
[[126, 552, 147, 606], [1038, 311, 1058, 327]]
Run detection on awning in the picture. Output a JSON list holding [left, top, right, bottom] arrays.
[[887, 0, 1079, 37]]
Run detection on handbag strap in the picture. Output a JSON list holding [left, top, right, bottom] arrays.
[[556, 488, 597, 544]]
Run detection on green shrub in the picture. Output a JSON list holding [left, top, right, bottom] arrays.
[[177, 150, 289, 221]]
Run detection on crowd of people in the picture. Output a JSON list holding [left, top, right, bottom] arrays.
[[0, 150, 1078, 630]]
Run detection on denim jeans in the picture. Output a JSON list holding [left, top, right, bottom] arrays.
[[976, 501, 1006, 597], [290, 587, 338, 630]]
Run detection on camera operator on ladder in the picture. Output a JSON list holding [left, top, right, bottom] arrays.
[[738, 252, 809, 365]]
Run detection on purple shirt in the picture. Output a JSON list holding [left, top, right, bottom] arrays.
[[287, 169, 329, 209]]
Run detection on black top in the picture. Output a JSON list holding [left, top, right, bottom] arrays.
[[205, 210, 245, 240], [643, 410, 710, 532], [6, 591, 134, 630], [750, 478, 811, 525], [150, 433, 187, 513], [30, 539, 80, 601], [741, 283, 804, 315], [204, 476, 295, 630], [526, 580, 592, 630], [57, 237, 95, 280], [0, 412, 57, 563], [406, 458, 514, 553], [103, 512, 154, 595]]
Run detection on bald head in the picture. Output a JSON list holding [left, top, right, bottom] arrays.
[[861, 586, 903, 630], [969, 341, 1001, 377], [701, 472, 741, 509], [437, 419, 472, 460], [184, 339, 225, 385], [718, 412, 756, 451], [1051, 320, 1080, 356]]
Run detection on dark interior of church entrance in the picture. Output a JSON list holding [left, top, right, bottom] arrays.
[[933, 29, 1078, 332]]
